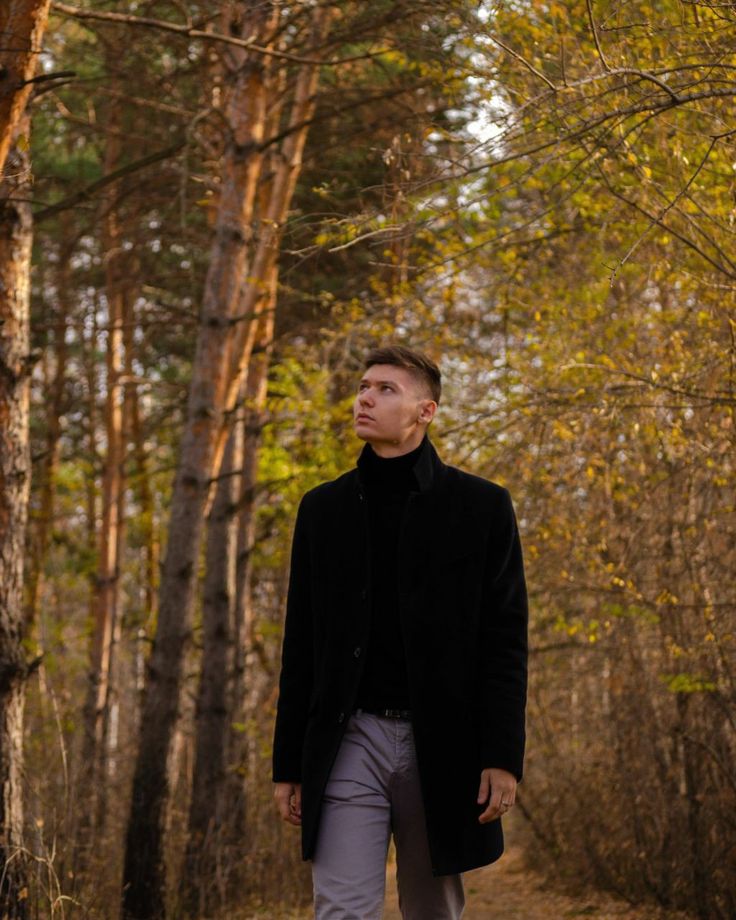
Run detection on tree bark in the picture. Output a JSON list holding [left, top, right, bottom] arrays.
[[0, 114, 33, 920], [0, 24, 53, 910], [80, 102, 126, 857], [122, 2, 334, 911], [24, 233, 69, 632], [181, 421, 241, 916], [220, 6, 331, 434], [0, 0, 51, 177], [225, 276, 278, 850], [125, 281, 158, 635], [121, 3, 278, 915]]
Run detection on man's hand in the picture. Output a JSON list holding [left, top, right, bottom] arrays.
[[477, 767, 517, 824], [274, 782, 302, 826]]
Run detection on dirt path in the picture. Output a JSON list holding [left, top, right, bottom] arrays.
[[382, 843, 688, 920], [240, 827, 692, 919]]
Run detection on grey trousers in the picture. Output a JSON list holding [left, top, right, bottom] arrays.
[[311, 710, 465, 920]]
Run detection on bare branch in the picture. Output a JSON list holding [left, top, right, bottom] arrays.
[[50, 2, 389, 67], [34, 141, 185, 222], [586, 0, 610, 71], [612, 136, 717, 281], [488, 35, 557, 91]]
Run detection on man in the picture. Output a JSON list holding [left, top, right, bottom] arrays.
[[273, 344, 528, 919]]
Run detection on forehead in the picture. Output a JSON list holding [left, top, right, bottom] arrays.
[[360, 364, 415, 387]]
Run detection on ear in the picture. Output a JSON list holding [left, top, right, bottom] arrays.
[[418, 400, 437, 424]]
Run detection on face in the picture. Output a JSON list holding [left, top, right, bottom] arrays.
[[353, 364, 436, 455]]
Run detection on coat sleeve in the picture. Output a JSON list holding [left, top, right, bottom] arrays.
[[479, 487, 529, 781], [272, 493, 314, 783]]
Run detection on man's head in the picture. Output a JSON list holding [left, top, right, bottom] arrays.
[[353, 344, 441, 456]]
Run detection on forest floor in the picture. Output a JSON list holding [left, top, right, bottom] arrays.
[[240, 828, 693, 920], [382, 841, 691, 920]]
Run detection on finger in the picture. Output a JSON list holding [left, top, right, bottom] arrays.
[[277, 793, 291, 821], [477, 772, 491, 805], [275, 787, 294, 820], [293, 786, 302, 817], [280, 800, 301, 826], [479, 785, 504, 824]]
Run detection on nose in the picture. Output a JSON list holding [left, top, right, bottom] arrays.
[[358, 388, 374, 408]]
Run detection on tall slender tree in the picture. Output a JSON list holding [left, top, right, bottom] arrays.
[[0, 113, 33, 920], [121, 3, 332, 915], [80, 90, 127, 852], [0, 4, 52, 913], [0, 0, 51, 175]]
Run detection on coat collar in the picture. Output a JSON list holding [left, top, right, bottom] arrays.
[[355, 434, 445, 494]]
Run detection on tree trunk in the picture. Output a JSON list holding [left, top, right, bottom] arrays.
[[121, 3, 278, 915], [221, 5, 332, 431], [0, 0, 51, 177], [125, 280, 158, 635], [24, 234, 69, 633], [181, 422, 241, 916], [0, 115, 33, 920], [80, 106, 126, 857], [226, 278, 278, 851], [0, 7, 52, 908]]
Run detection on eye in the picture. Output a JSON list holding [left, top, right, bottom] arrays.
[[381, 385, 393, 392]]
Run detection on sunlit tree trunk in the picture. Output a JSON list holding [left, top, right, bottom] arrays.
[[0, 0, 51, 177], [122, 2, 334, 910], [125, 281, 158, 635], [220, 8, 331, 430], [0, 8, 52, 910], [121, 3, 278, 914], [80, 106, 126, 855], [226, 280, 277, 849], [0, 116, 33, 920]]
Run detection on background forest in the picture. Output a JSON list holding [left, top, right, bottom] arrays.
[[0, 1, 734, 918]]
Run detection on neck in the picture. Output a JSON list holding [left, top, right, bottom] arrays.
[[367, 429, 426, 458]]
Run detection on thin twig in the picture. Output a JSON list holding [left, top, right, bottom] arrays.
[[34, 141, 186, 222], [51, 2, 388, 67], [586, 0, 610, 71], [612, 136, 717, 281], [488, 35, 557, 91]]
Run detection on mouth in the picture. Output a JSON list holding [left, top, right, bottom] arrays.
[[355, 413, 373, 422]]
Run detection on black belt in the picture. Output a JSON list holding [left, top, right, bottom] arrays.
[[357, 707, 412, 720]]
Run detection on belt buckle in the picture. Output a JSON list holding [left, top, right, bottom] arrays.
[[383, 708, 410, 720]]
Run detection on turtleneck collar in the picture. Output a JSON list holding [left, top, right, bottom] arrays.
[[357, 435, 428, 493]]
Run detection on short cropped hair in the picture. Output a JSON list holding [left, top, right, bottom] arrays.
[[364, 344, 441, 405]]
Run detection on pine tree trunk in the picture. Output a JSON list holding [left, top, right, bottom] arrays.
[[24, 232, 69, 633], [0, 0, 51, 177], [80, 111, 126, 857], [121, 4, 278, 915], [226, 283, 277, 852], [221, 7, 331, 428], [124, 281, 158, 633], [121, 3, 334, 911], [181, 423, 241, 916], [0, 117, 33, 920], [0, 7, 52, 908]]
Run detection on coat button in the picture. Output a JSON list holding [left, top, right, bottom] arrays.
[[337, 711, 345, 723], [353, 646, 361, 658]]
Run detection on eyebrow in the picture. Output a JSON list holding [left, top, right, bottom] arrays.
[[359, 377, 402, 388]]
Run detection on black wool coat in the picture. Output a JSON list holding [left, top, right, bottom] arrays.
[[272, 437, 529, 876]]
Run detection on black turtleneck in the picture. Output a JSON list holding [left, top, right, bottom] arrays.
[[355, 437, 426, 711]]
